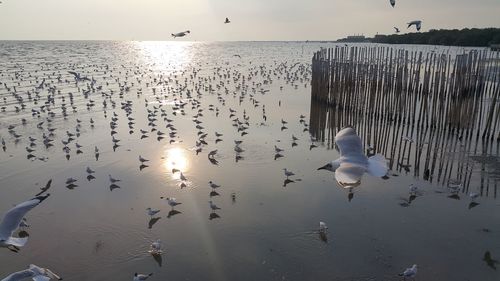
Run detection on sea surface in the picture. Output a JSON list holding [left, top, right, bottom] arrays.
[[0, 41, 499, 281]]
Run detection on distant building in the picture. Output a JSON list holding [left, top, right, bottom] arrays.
[[337, 35, 369, 43]]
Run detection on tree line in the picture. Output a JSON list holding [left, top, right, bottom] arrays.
[[370, 28, 500, 47]]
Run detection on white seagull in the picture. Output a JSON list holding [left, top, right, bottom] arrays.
[[133, 273, 153, 281], [1, 264, 62, 281], [171, 31, 190, 38], [407, 20, 422, 31], [319, 221, 328, 232], [161, 197, 182, 208], [146, 208, 160, 217], [0, 194, 50, 249], [149, 239, 163, 255], [399, 264, 417, 278], [317, 127, 388, 187]]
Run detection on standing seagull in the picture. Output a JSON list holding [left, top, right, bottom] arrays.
[[317, 127, 388, 187], [0, 194, 50, 249], [407, 20, 422, 31], [1, 264, 62, 281], [224, 17, 230, 24], [133, 273, 153, 281]]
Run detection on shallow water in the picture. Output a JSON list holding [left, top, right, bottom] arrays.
[[0, 41, 499, 281]]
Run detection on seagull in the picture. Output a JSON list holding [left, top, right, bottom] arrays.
[[224, 17, 230, 24], [171, 30, 190, 38], [139, 155, 149, 163], [208, 150, 218, 158], [133, 273, 153, 281], [1, 264, 62, 281], [86, 167, 95, 174], [209, 201, 221, 211], [146, 208, 160, 217], [469, 192, 479, 202], [389, 0, 395, 7], [319, 221, 328, 232], [179, 172, 187, 181], [409, 184, 418, 194], [65, 177, 77, 184], [208, 181, 220, 189], [394, 27, 400, 33], [283, 168, 295, 179], [0, 194, 50, 249], [317, 127, 388, 187], [275, 145, 284, 153], [399, 264, 417, 279], [149, 239, 162, 255], [407, 20, 422, 31], [161, 197, 182, 208], [109, 174, 120, 183]]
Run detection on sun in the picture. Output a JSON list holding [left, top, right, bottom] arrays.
[[164, 147, 189, 179]]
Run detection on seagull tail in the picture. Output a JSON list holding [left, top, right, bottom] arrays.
[[6, 236, 28, 247], [367, 154, 388, 177]]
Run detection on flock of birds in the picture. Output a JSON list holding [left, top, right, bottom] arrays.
[[0, 2, 492, 281], [168, 1, 422, 41], [0, 43, 449, 279]]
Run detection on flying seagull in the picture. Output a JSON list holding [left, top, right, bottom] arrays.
[[317, 127, 388, 187], [407, 20, 422, 31], [171, 31, 190, 38], [224, 17, 230, 24], [0, 194, 50, 249], [394, 27, 400, 33], [389, 0, 395, 7], [1, 264, 62, 281]]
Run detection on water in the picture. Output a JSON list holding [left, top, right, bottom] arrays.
[[0, 41, 499, 281]]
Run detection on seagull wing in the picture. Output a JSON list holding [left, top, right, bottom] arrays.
[[32, 276, 50, 281], [335, 162, 365, 187], [1, 269, 35, 281], [42, 269, 61, 281], [0, 195, 49, 240], [367, 154, 388, 177], [335, 127, 364, 158]]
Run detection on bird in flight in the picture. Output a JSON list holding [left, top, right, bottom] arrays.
[[407, 20, 422, 31], [394, 27, 400, 33], [317, 127, 388, 187], [171, 30, 190, 38]]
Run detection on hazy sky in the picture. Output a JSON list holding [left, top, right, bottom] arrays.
[[0, 0, 499, 40]]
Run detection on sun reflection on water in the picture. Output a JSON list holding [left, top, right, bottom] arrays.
[[134, 41, 194, 71], [164, 147, 189, 180]]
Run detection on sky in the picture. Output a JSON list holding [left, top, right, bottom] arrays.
[[0, 0, 499, 40]]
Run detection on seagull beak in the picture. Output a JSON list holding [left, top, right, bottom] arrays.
[[317, 164, 328, 170]]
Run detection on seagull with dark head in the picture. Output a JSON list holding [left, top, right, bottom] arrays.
[[318, 127, 388, 187]]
